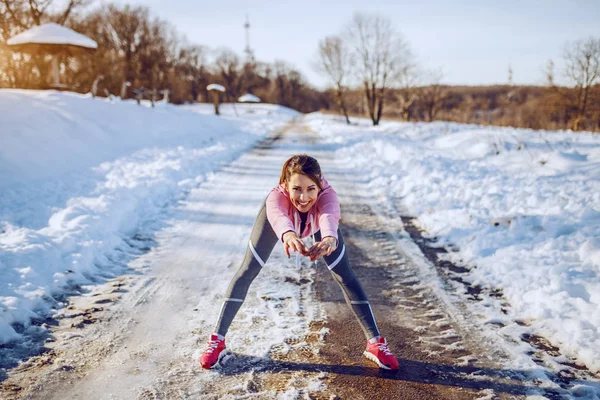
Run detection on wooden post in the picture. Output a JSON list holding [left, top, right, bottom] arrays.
[[212, 91, 220, 115], [91, 75, 104, 98], [120, 81, 131, 99], [151, 88, 157, 108], [51, 56, 59, 86], [206, 84, 225, 115], [134, 87, 144, 105]]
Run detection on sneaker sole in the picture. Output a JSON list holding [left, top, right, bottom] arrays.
[[363, 351, 396, 370]]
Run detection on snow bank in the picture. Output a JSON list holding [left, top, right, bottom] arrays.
[[307, 114, 600, 373], [0, 89, 298, 344]]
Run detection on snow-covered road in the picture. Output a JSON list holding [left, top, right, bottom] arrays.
[[1, 123, 328, 399], [3, 120, 599, 399], [2, 90, 600, 398]]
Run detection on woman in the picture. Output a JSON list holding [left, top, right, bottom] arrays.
[[200, 154, 399, 370]]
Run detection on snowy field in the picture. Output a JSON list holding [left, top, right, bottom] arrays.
[[306, 114, 600, 375], [1, 90, 599, 396], [0, 89, 298, 345]]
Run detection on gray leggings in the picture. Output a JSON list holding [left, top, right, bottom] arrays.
[[214, 201, 380, 340]]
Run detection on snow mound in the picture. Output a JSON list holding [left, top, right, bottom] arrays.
[[309, 114, 600, 374], [0, 89, 298, 344]]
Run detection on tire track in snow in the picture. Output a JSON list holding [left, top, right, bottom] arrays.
[[394, 203, 600, 397]]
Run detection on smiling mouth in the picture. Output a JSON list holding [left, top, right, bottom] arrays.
[[297, 200, 311, 207]]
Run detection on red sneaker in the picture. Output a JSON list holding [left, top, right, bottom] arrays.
[[364, 336, 399, 370], [200, 334, 227, 369]]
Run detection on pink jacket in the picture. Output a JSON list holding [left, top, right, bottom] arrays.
[[266, 177, 340, 242]]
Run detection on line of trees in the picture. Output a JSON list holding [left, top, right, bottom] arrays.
[[2, 3, 598, 131], [315, 12, 600, 131], [0, 0, 327, 111], [330, 84, 600, 132]]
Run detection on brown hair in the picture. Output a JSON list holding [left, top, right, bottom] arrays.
[[279, 154, 323, 190]]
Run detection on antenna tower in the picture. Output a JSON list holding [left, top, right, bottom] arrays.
[[244, 14, 255, 64]]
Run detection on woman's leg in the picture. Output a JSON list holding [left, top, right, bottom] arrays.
[[316, 229, 380, 340], [213, 200, 279, 336]]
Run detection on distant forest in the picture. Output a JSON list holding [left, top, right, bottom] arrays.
[[327, 85, 600, 132], [1, 1, 599, 132]]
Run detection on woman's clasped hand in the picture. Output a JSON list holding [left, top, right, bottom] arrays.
[[282, 231, 337, 261]]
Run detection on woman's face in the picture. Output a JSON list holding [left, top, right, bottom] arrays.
[[287, 173, 319, 212]]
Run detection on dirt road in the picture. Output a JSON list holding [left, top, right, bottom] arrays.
[[0, 121, 588, 399]]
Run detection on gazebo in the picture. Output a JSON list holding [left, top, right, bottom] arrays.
[[7, 22, 97, 88], [238, 93, 261, 114], [238, 93, 260, 103]]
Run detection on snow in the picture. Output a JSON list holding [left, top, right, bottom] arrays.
[[238, 93, 261, 103], [306, 114, 600, 374], [0, 89, 298, 345], [206, 84, 226, 92], [7, 23, 97, 49], [43, 145, 325, 398], [1, 89, 600, 393]]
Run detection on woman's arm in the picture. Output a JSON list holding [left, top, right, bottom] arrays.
[[317, 189, 341, 242], [266, 189, 296, 241], [266, 190, 309, 257], [307, 190, 341, 261]]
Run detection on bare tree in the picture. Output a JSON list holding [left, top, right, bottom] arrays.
[[266, 60, 308, 110], [563, 37, 600, 131], [241, 61, 271, 96], [420, 68, 446, 121], [138, 18, 176, 91], [314, 35, 352, 124], [214, 48, 244, 101], [345, 12, 413, 126], [394, 62, 419, 121], [55, 0, 90, 25], [175, 44, 208, 102], [273, 60, 292, 107], [0, 0, 88, 28], [104, 5, 150, 85], [0, 0, 28, 40]]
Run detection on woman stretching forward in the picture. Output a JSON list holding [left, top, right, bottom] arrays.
[[200, 154, 399, 370]]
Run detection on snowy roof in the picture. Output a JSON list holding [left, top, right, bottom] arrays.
[[206, 84, 226, 92], [7, 23, 97, 51], [238, 93, 261, 103]]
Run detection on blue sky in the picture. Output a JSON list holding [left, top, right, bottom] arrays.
[[108, 0, 599, 88]]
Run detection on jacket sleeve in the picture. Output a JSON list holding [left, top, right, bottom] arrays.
[[266, 189, 295, 241], [317, 189, 340, 241]]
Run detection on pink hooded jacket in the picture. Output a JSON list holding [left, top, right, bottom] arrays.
[[266, 177, 341, 242]]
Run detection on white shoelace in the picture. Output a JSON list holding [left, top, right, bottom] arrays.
[[204, 339, 220, 354], [378, 342, 393, 355]]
